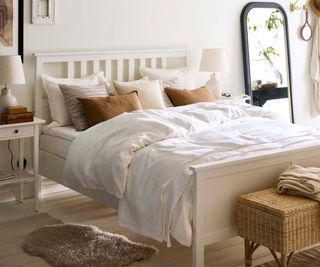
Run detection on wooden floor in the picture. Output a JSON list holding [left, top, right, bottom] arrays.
[[0, 180, 274, 267]]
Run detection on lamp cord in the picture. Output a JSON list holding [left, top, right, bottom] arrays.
[[7, 140, 14, 172]]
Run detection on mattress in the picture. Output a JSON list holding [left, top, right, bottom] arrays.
[[40, 126, 81, 159], [42, 125, 80, 141]]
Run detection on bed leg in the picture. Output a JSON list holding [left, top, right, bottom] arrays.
[[193, 171, 205, 267], [193, 240, 204, 267]]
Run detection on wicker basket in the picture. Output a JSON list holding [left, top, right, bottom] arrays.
[[238, 188, 320, 254]]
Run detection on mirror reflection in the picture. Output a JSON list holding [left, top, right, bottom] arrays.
[[301, 10, 312, 41], [241, 3, 294, 122]]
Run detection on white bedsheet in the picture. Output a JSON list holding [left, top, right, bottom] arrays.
[[63, 102, 320, 247]]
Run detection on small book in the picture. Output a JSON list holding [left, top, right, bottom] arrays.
[[1, 112, 34, 124], [3, 106, 28, 115]]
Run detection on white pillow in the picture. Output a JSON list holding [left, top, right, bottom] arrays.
[[181, 71, 212, 88], [139, 66, 181, 78], [139, 67, 211, 89], [139, 67, 182, 88], [113, 79, 166, 110], [42, 72, 106, 126]]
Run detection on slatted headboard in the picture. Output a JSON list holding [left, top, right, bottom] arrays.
[[34, 49, 190, 121]]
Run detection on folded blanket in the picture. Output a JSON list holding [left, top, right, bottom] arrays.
[[277, 165, 320, 201]]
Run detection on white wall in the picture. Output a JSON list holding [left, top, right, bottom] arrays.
[[0, 0, 317, 170]]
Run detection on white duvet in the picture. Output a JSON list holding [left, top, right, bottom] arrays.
[[63, 102, 320, 247]]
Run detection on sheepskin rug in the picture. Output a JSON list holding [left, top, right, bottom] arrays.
[[22, 223, 158, 267]]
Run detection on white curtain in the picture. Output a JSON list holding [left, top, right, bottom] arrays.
[[311, 18, 320, 115]]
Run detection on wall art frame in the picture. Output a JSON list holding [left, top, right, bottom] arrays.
[[32, 0, 55, 25], [0, 0, 24, 61]]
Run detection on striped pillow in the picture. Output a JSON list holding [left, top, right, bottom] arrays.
[[59, 84, 108, 131]]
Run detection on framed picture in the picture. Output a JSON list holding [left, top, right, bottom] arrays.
[[32, 0, 55, 25], [0, 0, 23, 61]]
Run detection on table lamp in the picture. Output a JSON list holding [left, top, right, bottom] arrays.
[[200, 48, 229, 99], [0, 55, 26, 113]]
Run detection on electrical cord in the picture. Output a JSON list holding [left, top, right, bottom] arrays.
[[7, 140, 14, 172]]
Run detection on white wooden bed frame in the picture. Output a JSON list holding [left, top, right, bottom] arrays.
[[34, 49, 320, 267]]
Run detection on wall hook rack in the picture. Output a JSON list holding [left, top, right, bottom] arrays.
[[290, 0, 308, 12]]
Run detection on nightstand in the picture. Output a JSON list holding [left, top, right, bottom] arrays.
[[218, 94, 251, 104], [0, 117, 45, 211]]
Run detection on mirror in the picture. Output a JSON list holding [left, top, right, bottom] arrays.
[[301, 10, 312, 41], [241, 2, 294, 122]]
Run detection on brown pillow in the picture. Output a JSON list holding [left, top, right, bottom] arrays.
[[164, 87, 216, 106], [78, 92, 142, 126]]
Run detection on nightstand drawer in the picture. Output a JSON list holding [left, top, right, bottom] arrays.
[[0, 125, 34, 140]]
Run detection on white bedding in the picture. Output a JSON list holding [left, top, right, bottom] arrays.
[[63, 102, 320, 247]]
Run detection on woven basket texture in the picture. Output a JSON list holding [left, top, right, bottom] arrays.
[[238, 188, 320, 253]]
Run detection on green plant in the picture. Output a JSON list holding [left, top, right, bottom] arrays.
[[265, 10, 283, 31], [248, 9, 284, 84], [260, 47, 279, 63]]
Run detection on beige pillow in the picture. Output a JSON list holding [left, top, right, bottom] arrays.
[[165, 87, 216, 106], [78, 92, 142, 126], [108, 78, 147, 96], [113, 79, 165, 109]]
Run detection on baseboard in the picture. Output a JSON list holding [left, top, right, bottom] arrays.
[[0, 177, 70, 204], [0, 185, 15, 203], [0, 182, 34, 204]]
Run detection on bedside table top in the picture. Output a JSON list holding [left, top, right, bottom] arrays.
[[0, 117, 45, 128], [220, 94, 250, 101], [216, 94, 251, 104]]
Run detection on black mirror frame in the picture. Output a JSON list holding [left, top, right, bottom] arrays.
[[240, 2, 294, 123], [19, 0, 24, 62]]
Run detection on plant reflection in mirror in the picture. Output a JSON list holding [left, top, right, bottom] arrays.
[[247, 9, 285, 86]]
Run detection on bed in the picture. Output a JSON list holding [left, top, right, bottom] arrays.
[[35, 49, 320, 267]]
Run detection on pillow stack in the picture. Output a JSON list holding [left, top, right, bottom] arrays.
[[42, 72, 147, 131], [42, 72, 106, 127], [138, 67, 212, 107], [59, 84, 108, 131], [42, 67, 215, 131]]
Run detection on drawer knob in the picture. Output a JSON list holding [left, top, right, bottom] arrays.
[[14, 129, 19, 134]]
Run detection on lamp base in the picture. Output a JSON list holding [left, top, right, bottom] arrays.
[[0, 87, 18, 113], [206, 73, 223, 99]]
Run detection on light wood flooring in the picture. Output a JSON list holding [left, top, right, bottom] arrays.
[[0, 180, 274, 267]]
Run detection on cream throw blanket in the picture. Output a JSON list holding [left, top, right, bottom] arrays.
[[277, 165, 320, 200], [311, 17, 320, 115]]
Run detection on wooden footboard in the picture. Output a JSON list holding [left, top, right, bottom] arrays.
[[190, 144, 320, 267]]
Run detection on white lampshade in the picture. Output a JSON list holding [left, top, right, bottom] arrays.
[[0, 55, 26, 85], [200, 48, 229, 73]]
